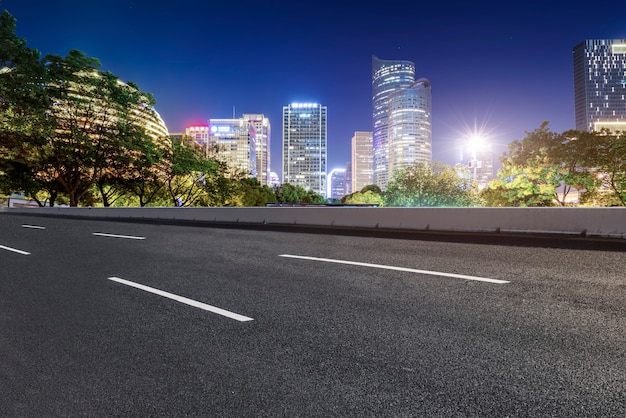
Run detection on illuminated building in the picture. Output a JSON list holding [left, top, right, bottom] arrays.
[[184, 125, 210, 148], [344, 162, 352, 196], [51, 70, 169, 146], [209, 118, 256, 178], [574, 40, 626, 132], [388, 78, 432, 174], [243, 114, 271, 186], [282, 102, 327, 196], [372, 56, 432, 190], [458, 139, 493, 190], [351, 131, 373, 192], [327, 168, 347, 199]]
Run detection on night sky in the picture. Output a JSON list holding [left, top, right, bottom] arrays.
[[3, 0, 626, 178]]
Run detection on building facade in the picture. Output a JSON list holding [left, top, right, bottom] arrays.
[[388, 78, 432, 175], [327, 168, 346, 200], [372, 56, 432, 190], [351, 131, 373, 192], [573, 39, 626, 132], [243, 114, 271, 186], [282, 103, 327, 196], [458, 139, 494, 190], [209, 118, 257, 178]]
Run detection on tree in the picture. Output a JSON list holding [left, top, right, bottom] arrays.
[[234, 177, 277, 206], [592, 130, 626, 205], [343, 190, 384, 206], [0, 8, 56, 204], [273, 183, 326, 204], [341, 184, 384, 205], [384, 161, 477, 207], [489, 123, 602, 206], [41, 50, 166, 206]]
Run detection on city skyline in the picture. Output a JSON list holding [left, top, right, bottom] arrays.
[[3, 0, 626, 178]]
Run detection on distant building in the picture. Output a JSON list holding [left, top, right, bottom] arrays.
[[372, 56, 432, 189], [344, 162, 352, 196], [351, 131, 373, 192], [184, 125, 210, 149], [282, 102, 327, 196], [458, 140, 494, 190], [243, 114, 271, 186], [573, 39, 626, 132], [209, 118, 257, 178], [327, 168, 346, 200]]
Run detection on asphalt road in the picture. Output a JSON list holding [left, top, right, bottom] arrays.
[[1, 213, 625, 417]]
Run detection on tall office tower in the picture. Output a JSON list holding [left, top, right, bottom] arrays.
[[344, 162, 352, 196], [327, 168, 347, 200], [574, 39, 626, 132], [282, 102, 327, 196], [209, 118, 257, 178], [372, 56, 432, 189], [243, 114, 271, 185], [388, 78, 432, 175], [351, 131, 373, 192]]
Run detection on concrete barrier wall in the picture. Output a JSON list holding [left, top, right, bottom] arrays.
[[5, 206, 626, 239]]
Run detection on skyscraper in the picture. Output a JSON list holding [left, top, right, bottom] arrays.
[[282, 102, 327, 196], [372, 56, 432, 189], [243, 114, 271, 186], [351, 131, 373, 192], [573, 39, 626, 132], [327, 168, 346, 200], [209, 118, 257, 178]]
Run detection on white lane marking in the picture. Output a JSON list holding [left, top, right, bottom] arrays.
[[0, 245, 30, 255], [93, 233, 146, 240], [279, 254, 510, 284], [107, 277, 254, 322], [21, 224, 46, 230]]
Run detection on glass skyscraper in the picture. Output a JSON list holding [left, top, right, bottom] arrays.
[[282, 103, 327, 197], [573, 39, 626, 132], [372, 56, 432, 189]]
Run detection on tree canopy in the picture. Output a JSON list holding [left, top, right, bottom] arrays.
[[484, 122, 625, 206], [384, 161, 478, 207]]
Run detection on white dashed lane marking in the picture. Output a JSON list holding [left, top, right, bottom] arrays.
[[279, 254, 510, 284], [107, 277, 254, 322]]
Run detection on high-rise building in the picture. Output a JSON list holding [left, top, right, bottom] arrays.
[[344, 162, 352, 196], [327, 168, 346, 200], [282, 102, 327, 196], [209, 118, 257, 178], [243, 114, 271, 186], [351, 131, 373, 192], [458, 139, 493, 190], [372, 56, 432, 189], [573, 39, 626, 132], [388, 78, 432, 175]]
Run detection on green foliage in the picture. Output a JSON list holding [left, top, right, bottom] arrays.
[[384, 161, 478, 207], [273, 183, 326, 204], [488, 122, 625, 206], [234, 178, 277, 206], [343, 190, 384, 206]]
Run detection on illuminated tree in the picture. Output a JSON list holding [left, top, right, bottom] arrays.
[[488, 123, 603, 206], [385, 161, 477, 207]]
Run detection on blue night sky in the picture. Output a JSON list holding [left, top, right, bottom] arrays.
[[3, 0, 626, 177]]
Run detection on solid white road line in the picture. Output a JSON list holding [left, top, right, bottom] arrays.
[[0, 245, 30, 255], [107, 277, 254, 322], [21, 224, 46, 230], [279, 254, 510, 284], [93, 233, 146, 240]]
